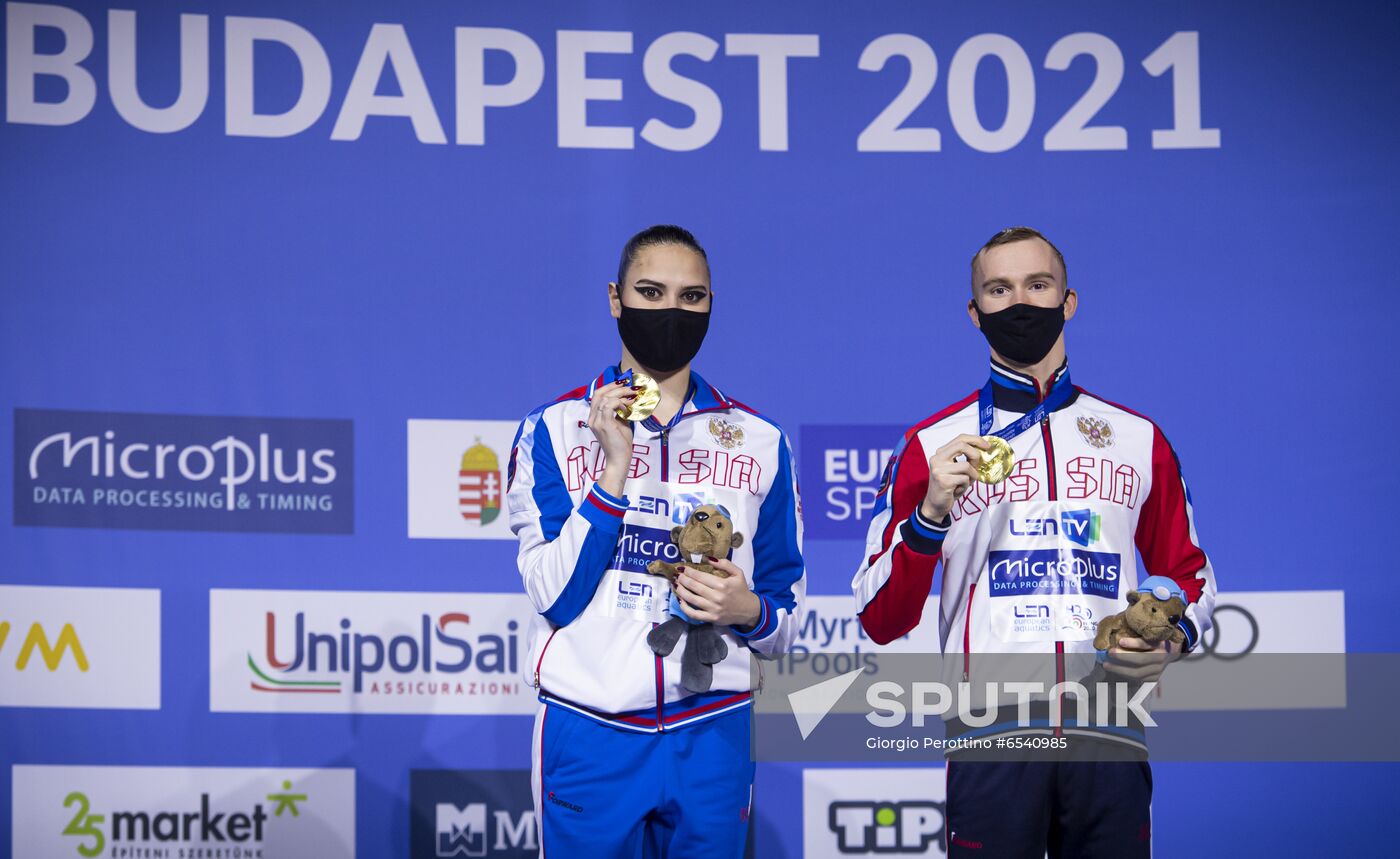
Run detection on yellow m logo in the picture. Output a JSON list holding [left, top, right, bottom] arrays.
[[4, 622, 90, 672]]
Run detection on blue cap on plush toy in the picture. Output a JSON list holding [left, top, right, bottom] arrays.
[[1137, 576, 1186, 603]]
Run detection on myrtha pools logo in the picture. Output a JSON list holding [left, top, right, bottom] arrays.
[[14, 408, 353, 533]]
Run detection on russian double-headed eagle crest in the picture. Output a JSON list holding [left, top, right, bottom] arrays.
[[1076, 416, 1114, 449], [708, 417, 745, 449]]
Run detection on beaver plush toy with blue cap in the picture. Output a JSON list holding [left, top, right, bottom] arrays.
[[1094, 576, 1188, 651], [646, 504, 744, 693]]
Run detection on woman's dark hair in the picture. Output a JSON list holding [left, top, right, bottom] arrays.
[[617, 224, 709, 286]]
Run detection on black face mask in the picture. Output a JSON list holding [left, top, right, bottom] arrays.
[[616, 304, 711, 373], [974, 298, 1067, 365]]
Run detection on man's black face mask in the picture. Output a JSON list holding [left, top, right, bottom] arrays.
[[974, 297, 1067, 365]]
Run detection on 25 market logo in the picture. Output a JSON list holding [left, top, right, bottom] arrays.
[[59, 781, 304, 857], [13, 408, 353, 534], [12, 766, 355, 859]]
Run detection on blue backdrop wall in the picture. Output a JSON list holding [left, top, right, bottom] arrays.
[[2, 1, 1396, 856]]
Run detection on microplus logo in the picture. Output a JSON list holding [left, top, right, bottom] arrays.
[[611, 524, 682, 574], [988, 550, 1121, 598], [14, 408, 353, 534]]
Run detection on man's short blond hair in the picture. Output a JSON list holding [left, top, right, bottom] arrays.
[[970, 226, 1068, 292]]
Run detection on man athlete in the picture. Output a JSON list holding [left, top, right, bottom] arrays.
[[852, 227, 1218, 858]]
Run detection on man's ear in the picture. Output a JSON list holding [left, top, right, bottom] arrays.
[[730, 532, 744, 549], [1063, 287, 1078, 323], [1126, 591, 1141, 605], [609, 282, 623, 320], [967, 298, 982, 330]]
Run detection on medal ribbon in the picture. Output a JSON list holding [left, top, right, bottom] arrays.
[[978, 376, 1076, 437]]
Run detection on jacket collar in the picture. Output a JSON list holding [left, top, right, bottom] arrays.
[[987, 358, 1077, 413], [586, 365, 734, 415]]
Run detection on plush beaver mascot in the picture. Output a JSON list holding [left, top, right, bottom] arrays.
[[646, 504, 744, 693], [1093, 576, 1189, 652]]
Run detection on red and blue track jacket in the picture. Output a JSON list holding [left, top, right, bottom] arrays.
[[509, 365, 806, 732], [852, 360, 1217, 749]]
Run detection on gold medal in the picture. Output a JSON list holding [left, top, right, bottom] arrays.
[[976, 436, 1014, 484], [616, 372, 661, 422]]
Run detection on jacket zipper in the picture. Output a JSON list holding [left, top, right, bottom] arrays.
[[962, 583, 976, 682], [655, 427, 670, 730], [533, 628, 559, 690], [1034, 375, 1065, 737]]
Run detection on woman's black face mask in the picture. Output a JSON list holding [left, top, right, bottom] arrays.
[[616, 303, 711, 373]]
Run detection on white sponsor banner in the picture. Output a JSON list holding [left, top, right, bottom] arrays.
[[408, 419, 517, 540], [0, 584, 159, 710], [1153, 589, 1347, 711], [12, 765, 354, 859], [210, 589, 536, 715], [803, 767, 947, 857]]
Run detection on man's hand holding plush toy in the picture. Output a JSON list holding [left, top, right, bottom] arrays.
[[1096, 576, 1190, 684]]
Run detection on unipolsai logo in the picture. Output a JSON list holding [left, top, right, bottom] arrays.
[[14, 408, 353, 534], [797, 425, 905, 539], [412, 770, 537, 858], [212, 590, 537, 715], [249, 609, 518, 696]]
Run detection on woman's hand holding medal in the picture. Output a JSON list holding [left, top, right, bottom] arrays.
[[588, 379, 641, 498]]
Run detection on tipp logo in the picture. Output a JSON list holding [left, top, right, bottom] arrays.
[[830, 801, 946, 854], [803, 769, 947, 858]]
